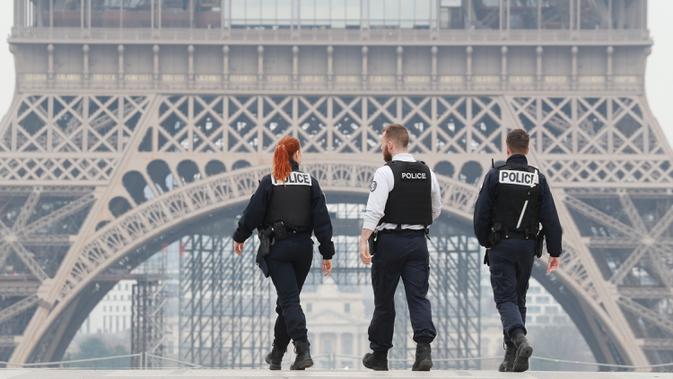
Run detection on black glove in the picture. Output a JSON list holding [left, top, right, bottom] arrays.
[[483, 249, 490, 266]]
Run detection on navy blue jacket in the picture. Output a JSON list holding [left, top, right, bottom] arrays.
[[232, 161, 335, 259], [473, 154, 563, 257]]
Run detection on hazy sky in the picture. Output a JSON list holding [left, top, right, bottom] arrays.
[[0, 2, 672, 144]]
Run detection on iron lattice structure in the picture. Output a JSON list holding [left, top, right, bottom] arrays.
[[130, 247, 167, 368], [131, 278, 166, 368], [178, 230, 273, 368], [1, 0, 672, 371]]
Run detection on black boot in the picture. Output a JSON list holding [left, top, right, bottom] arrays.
[[290, 340, 313, 370], [412, 343, 432, 371], [498, 341, 516, 372], [265, 344, 286, 370], [511, 332, 533, 372], [362, 351, 388, 371]]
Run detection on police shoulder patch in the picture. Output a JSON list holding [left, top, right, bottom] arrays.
[[369, 180, 377, 192]]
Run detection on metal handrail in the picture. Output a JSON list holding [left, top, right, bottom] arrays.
[[10, 26, 650, 44], [16, 73, 643, 93]]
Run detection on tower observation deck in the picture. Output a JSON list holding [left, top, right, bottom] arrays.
[[11, 0, 648, 94], [2, 0, 673, 372]]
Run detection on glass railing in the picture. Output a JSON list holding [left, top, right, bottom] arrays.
[[18, 0, 646, 31], [22, 6, 645, 30], [28, 11, 647, 31]]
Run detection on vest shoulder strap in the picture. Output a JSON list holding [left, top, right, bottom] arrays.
[[385, 160, 428, 168], [498, 162, 538, 173]]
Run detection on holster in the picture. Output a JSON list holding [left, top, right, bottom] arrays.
[[368, 231, 378, 256], [272, 221, 289, 241], [256, 226, 274, 277], [257, 227, 273, 257], [488, 223, 503, 248], [535, 228, 545, 258]]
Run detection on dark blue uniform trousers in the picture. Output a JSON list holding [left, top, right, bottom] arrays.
[[368, 231, 437, 352], [488, 239, 536, 342], [266, 235, 313, 348]]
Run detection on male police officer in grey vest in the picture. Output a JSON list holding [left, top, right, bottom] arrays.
[[359, 124, 442, 371], [474, 129, 563, 372]]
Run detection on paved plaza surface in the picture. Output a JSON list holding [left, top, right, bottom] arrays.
[[1, 370, 673, 379]]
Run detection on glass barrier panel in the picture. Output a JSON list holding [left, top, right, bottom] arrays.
[[509, 0, 538, 29], [53, 0, 83, 27], [541, 0, 570, 29], [471, 0, 501, 29]]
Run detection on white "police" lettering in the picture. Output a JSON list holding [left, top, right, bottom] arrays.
[[499, 170, 539, 187], [272, 171, 313, 186], [401, 172, 427, 180], [271, 171, 313, 187]]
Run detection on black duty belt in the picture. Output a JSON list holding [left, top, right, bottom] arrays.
[[378, 228, 426, 235], [287, 225, 311, 234], [502, 231, 536, 240], [288, 229, 312, 237], [264, 221, 311, 241]]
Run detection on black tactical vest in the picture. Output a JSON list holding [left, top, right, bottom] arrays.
[[380, 161, 433, 226], [264, 171, 312, 229], [491, 162, 541, 238]]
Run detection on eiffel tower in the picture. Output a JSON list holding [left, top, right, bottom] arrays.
[[1, 0, 672, 370]]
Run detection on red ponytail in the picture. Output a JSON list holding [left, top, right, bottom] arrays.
[[273, 136, 301, 181]]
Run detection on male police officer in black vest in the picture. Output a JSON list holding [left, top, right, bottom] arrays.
[[359, 124, 442, 371], [474, 129, 562, 372]]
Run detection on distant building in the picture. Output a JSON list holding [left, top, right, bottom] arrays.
[[303, 277, 370, 369], [525, 283, 574, 328], [80, 281, 133, 336], [79, 246, 175, 338]]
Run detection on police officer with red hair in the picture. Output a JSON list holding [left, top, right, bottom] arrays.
[[233, 136, 335, 371]]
